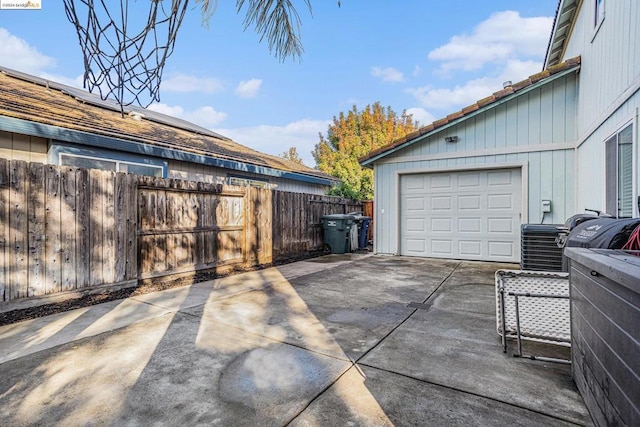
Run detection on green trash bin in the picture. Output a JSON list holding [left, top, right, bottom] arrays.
[[321, 214, 355, 254]]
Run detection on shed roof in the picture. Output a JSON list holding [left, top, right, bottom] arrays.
[[359, 56, 581, 167], [0, 66, 335, 185]]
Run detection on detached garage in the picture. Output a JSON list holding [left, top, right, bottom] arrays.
[[360, 57, 581, 263]]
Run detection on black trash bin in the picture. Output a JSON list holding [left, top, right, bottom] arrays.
[[359, 217, 371, 249], [321, 214, 355, 254]]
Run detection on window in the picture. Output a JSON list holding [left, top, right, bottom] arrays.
[[605, 124, 633, 218], [60, 153, 163, 177], [227, 175, 270, 189], [595, 0, 605, 28]]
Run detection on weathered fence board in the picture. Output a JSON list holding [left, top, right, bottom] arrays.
[[0, 159, 361, 303], [9, 160, 28, 300], [60, 166, 77, 291], [271, 191, 362, 259], [44, 165, 61, 294], [27, 162, 45, 296], [0, 159, 9, 301]]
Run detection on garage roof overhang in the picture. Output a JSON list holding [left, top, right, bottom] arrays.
[[544, 0, 580, 68], [359, 59, 580, 168], [0, 115, 337, 186]]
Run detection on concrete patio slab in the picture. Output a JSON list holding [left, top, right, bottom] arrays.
[[0, 297, 172, 364], [360, 261, 590, 425], [291, 365, 579, 427], [0, 255, 592, 426]]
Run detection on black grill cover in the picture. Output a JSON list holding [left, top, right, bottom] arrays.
[[565, 218, 640, 249]]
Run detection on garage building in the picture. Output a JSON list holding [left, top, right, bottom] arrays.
[[360, 58, 581, 263]]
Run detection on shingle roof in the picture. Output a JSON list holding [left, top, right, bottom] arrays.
[[359, 56, 581, 165], [0, 67, 333, 182]]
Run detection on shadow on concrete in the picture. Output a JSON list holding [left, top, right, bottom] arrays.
[[0, 255, 592, 425]]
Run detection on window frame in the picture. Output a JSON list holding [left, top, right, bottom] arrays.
[[592, 0, 605, 40], [605, 122, 635, 218], [227, 174, 271, 189], [51, 143, 167, 178]]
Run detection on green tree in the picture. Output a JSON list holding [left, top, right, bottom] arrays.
[[313, 102, 418, 200], [280, 146, 305, 164]]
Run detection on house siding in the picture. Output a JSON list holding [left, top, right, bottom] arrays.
[[561, 0, 640, 216], [372, 73, 578, 255], [564, 0, 640, 137], [0, 131, 47, 163]]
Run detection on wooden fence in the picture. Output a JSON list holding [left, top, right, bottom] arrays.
[[272, 192, 362, 259], [0, 159, 361, 303]]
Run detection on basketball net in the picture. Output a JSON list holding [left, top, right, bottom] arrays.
[[63, 0, 190, 114]]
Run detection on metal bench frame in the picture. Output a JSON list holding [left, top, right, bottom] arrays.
[[495, 269, 571, 364]]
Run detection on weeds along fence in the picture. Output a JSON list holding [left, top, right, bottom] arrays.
[[0, 159, 362, 304]]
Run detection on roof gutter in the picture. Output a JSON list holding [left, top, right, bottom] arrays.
[[0, 115, 336, 186]]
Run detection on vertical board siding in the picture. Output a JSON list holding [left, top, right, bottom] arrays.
[[565, 0, 640, 138]]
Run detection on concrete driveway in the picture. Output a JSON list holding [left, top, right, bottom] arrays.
[[0, 255, 591, 426]]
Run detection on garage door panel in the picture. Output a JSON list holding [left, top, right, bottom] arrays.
[[406, 218, 425, 232], [431, 196, 451, 210], [405, 239, 426, 253], [404, 175, 425, 190], [431, 218, 452, 232], [487, 194, 514, 210], [458, 172, 480, 188], [431, 240, 452, 255], [406, 196, 426, 211], [400, 168, 521, 262], [489, 241, 515, 257], [488, 170, 515, 186], [459, 240, 482, 256], [431, 174, 452, 189], [459, 218, 481, 233], [488, 217, 514, 233], [458, 195, 481, 210]]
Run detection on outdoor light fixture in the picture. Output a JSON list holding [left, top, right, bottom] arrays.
[[444, 136, 459, 143]]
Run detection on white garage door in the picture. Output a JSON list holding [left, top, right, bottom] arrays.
[[400, 168, 522, 262]]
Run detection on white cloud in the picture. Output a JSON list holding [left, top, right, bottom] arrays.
[[371, 66, 405, 83], [405, 108, 436, 127], [408, 59, 544, 110], [428, 11, 553, 73], [162, 73, 224, 94], [235, 79, 262, 98], [0, 28, 55, 74], [148, 103, 228, 128], [215, 119, 330, 167]]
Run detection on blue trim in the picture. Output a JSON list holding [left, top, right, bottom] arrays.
[[0, 116, 335, 186]]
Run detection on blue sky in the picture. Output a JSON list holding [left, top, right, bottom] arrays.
[[0, 1, 558, 166]]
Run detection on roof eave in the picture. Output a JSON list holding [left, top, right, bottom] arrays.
[[359, 65, 580, 167], [544, 0, 580, 68], [0, 115, 336, 186]]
